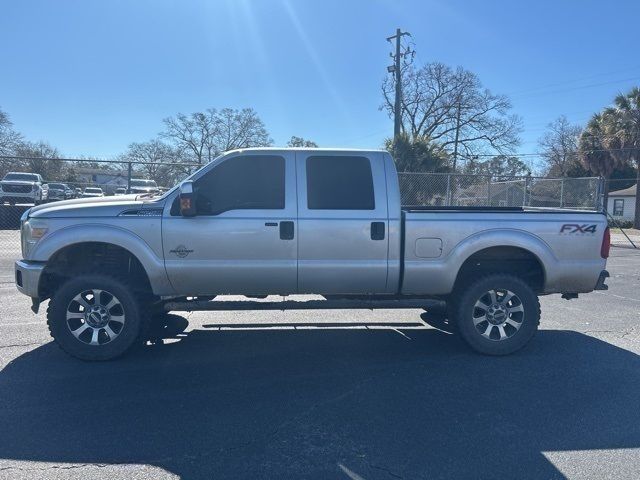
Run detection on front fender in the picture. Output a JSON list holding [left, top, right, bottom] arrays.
[[31, 224, 174, 295]]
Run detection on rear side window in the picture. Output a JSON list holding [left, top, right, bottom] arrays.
[[306, 156, 375, 210], [195, 155, 285, 215]]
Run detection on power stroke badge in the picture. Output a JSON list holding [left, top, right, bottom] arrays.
[[170, 245, 194, 258]]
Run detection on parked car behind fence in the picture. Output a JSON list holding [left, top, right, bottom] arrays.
[[0, 172, 48, 206]]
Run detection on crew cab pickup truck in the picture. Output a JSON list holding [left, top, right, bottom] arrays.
[[0, 172, 48, 205], [14, 148, 610, 360]]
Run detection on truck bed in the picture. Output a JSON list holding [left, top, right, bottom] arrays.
[[398, 209, 607, 296]]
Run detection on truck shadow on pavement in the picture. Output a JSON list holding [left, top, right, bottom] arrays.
[[1, 318, 639, 479]]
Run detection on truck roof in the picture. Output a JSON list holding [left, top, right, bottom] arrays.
[[226, 147, 389, 155]]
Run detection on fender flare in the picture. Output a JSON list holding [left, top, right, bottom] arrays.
[[447, 229, 554, 287], [31, 224, 174, 295]]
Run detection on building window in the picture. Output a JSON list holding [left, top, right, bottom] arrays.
[[613, 199, 624, 216]]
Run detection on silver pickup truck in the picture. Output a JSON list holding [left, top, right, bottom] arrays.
[[14, 148, 610, 360]]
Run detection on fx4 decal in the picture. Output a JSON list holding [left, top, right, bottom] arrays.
[[560, 224, 597, 234]]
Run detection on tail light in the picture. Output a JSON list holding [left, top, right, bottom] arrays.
[[601, 227, 611, 259]]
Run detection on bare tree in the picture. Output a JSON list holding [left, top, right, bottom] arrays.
[[161, 110, 218, 166], [287, 136, 318, 148], [463, 155, 530, 179], [381, 62, 522, 166], [120, 139, 190, 187], [13, 141, 63, 180], [0, 108, 22, 155], [214, 108, 272, 152], [161, 107, 272, 165], [0, 108, 24, 177], [538, 116, 582, 176]]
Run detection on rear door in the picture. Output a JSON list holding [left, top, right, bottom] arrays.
[[296, 152, 389, 294]]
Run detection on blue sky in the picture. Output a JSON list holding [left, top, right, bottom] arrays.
[[1, 0, 639, 170]]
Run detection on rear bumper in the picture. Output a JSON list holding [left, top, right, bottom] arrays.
[[594, 270, 609, 290], [15, 260, 45, 298]]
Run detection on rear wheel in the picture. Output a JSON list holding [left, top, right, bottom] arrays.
[[47, 275, 146, 361], [453, 274, 539, 355]]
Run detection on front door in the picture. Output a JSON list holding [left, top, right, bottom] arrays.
[[295, 152, 389, 294], [162, 152, 297, 296]]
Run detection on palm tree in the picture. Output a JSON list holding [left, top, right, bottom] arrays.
[[579, 112, 623, 211], [609, 87, 640, 228]]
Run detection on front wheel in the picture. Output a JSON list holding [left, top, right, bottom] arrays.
[[452, 274, 540, 356], [47, 275, 146, 360]]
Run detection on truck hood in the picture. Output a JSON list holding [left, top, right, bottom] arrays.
[[1, 180, 37, 186], [28, 194, 165, 218]]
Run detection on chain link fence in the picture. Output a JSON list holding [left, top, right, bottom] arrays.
[[0, 156, 608, 285], [398, 173, 602, 210]]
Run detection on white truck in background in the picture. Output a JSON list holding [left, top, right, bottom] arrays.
[[0, 172, 48, 205]]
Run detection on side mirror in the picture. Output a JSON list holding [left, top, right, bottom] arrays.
[[179, 180, 196, 217]]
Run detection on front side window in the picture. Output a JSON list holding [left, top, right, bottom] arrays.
[[613, 199, 624, 216], [194, 155, 285, 215], [306, 156, 375, 210]]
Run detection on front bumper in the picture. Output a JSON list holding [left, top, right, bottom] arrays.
[[15, 260, 45, 298], [0, 192, 37, 203]]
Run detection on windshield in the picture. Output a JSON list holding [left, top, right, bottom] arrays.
[[130, 179, 157, 187], [49, 183, 65, 189], [156, 152, 224, 200], [85, 188, 102, 193], [3, 173, 39, 182]]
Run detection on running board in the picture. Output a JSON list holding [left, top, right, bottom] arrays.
[[164, 298, 443, 312]]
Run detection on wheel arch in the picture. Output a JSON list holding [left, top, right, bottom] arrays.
[[33, 225, 173, 298], [39, 241, 152, 299], [449, 230, 552, 294]]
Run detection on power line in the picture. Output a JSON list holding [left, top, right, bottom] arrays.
[[511, 76, 640, 100], [462, 146, 639, 158], [506, 65, 640, 97]]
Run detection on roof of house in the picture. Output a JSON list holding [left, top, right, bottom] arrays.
[[609, 184, 637, 197]]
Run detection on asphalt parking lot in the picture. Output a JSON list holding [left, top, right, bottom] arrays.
[[1, 229, 639, 479]]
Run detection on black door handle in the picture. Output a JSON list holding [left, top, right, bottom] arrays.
[[280, 221, 294, 240], [371, 221, 385, 240]]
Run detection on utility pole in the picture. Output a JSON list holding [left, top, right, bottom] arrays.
[[452, 98, 462, 172], [387, 28, 412, 140]]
